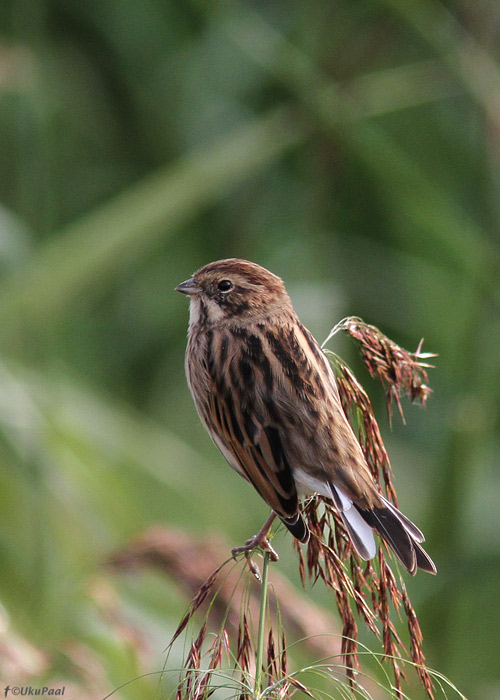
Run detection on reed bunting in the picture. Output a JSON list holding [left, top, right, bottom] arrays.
[[176, 259, 436, 575]]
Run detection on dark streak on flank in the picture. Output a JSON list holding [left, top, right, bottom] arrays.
[[265, 330, 299, 378], [264, 426, 295, 495], [312, 371, 326, 400], [229, 357, 243, 395], [299, 323, 329, 368], [288, 327, 327, 401], [206, 329, 215, 379], [219, 332, 228, 366], [243, 413, 258, 443], [224, 393, 245, 445], [212, 396, 223, 430], [275, 460, 295, 495], [249, 447, 272, 481], [234, 456, 260, 491], [297, 323, 330, 399], [218, 398, 231, 437], [239, 357, 254, 392], [286, 328, 310, 375], [263, 395, 283, 425], [264, 425, 284, 467], [265, 329, 312, 396], [247, 334, 274, 393], [247, 449, 297, 517], [232, 328, 273, 396]]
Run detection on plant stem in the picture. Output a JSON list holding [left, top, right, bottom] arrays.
[[253, 550, 270, 699]]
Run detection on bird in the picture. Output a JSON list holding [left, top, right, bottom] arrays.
[[176, 258, 436, 575]]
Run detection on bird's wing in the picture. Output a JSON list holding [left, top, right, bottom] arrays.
[[207, 390, 299, 519]]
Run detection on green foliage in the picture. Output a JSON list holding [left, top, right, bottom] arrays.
[[0, 1, 499, 698]]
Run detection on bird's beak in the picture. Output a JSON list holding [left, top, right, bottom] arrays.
[[175, 277, 201, 295]]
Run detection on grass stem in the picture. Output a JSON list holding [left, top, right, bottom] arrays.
[[253, 550, 270, 699]]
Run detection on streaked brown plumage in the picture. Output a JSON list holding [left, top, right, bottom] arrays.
[[176, 259, 436, 575]]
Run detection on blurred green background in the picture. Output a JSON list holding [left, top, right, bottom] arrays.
[[0, 0, 499, 698]]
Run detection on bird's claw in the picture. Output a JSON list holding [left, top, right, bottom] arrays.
[[231, 535, 279, 562]]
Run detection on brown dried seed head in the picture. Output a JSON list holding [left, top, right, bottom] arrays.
[[236, 613, 253, 672], [331, 317, 435, 425]]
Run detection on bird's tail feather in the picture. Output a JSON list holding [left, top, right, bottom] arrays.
[[355, 501, 437, 575], [331, 484, 436, 575], [278, 487, 436, 575], [330, 484, 376, 560], [280, 512, 310, 543], [413, 540, 437, 574]]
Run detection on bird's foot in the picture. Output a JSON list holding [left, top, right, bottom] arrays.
[[231, 533, 279, 562], [231, 512, 279, 562]]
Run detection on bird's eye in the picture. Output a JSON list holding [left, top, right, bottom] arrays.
[[217, 280, 233, 292]]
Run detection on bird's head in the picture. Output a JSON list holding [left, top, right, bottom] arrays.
[[176, 258, 293, 326]]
